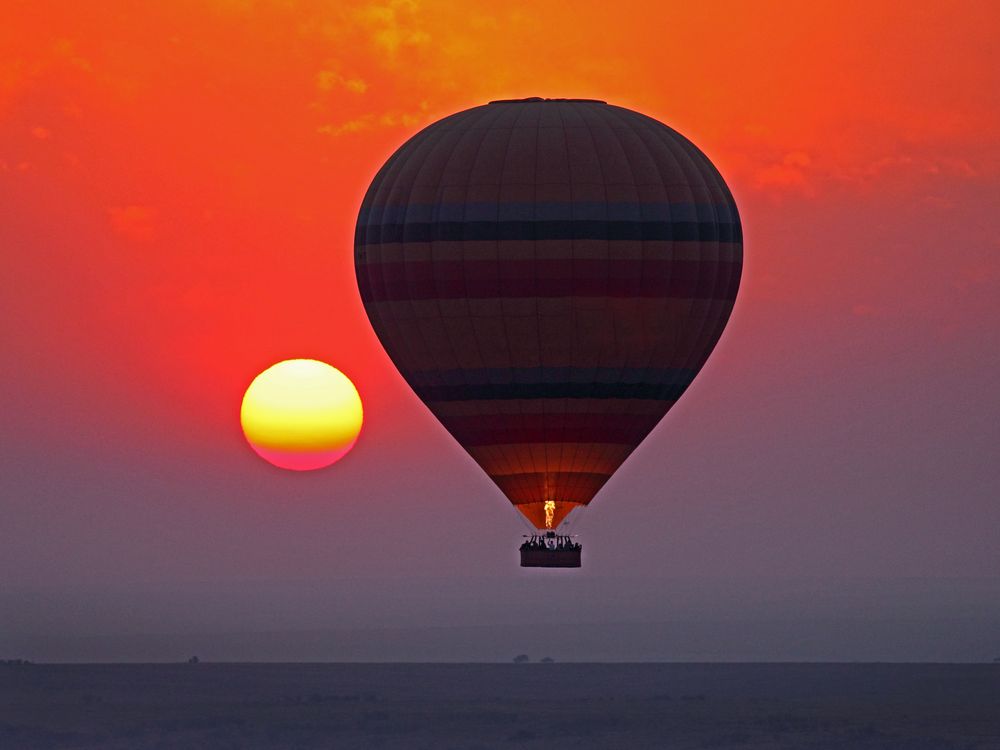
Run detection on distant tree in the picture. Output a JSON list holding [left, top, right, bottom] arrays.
[[513, 654, 530, 663], [187, 656, 200, 664], [993, 656, 1000, 663], [540, 656, 554, 663]]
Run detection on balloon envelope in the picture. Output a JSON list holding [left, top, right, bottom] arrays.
[[355, 98, 742, 529]]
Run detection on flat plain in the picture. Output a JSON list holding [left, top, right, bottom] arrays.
[[2, 663, 999, 749]]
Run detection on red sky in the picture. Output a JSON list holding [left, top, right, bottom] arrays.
[[1, 1, 998, 653]]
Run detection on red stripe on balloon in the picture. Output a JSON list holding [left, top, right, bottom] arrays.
[[490, 472, 612, 505]]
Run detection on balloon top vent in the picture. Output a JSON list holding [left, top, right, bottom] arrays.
[[489, 97, 607, 104]]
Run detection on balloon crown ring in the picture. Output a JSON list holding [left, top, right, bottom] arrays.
[[488, 97, 607, 104]]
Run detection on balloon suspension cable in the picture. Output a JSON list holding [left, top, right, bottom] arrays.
[[514, 507, 540, 534], [561, 503, 587, 534]]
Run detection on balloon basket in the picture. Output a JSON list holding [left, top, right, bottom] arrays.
[[519, 532, 581, 568]]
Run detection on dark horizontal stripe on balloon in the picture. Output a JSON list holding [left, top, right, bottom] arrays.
[[355, 219, 742, 246], [358, 239, 743, 265], [491, 472, 611, 505], [359, 258, 740, 301], [426, 397, 671, 418], [415, 382, 688, 402], [357, 201, 738, 225], [405, 366, 696, 388], [443, 413, 663, 447]]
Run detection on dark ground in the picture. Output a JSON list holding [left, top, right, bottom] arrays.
[[2, 663, 999, 749]]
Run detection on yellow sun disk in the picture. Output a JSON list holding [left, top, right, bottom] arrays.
[[241, 360, 362, 456]]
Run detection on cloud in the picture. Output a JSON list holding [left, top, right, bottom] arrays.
[[107, 205, 157, 242], [952, 257, 999, 292], [851, 151, 989, 182], [753, 152, 816, 197], [350, 0, 431, 59], [317, 104, 427, 136], [747, 147, 988, 199], [919, 195, 954, 210], [50, 38, 93, 74], [316, 70, 368, 94], [0, 159, 31, 173], [928, 158, 977, 178], [317, 116, 373, 136]]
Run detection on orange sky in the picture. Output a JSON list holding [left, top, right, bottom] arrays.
[[3, 2, 996, 428], [1, 1, 999, 590]]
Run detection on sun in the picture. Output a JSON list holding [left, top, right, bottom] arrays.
[[240, 359, 363, 471]]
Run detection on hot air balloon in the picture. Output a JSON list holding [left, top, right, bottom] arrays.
[[354, 98, 742, 566]]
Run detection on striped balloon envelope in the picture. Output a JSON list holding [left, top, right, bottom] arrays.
[[355, 98, 742, 531]]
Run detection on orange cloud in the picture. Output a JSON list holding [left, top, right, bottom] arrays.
[[351, 0, 430, 58], [107, 205, 157, 242], [754, 152, 816, 197], [316, 69, 368, 94]]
